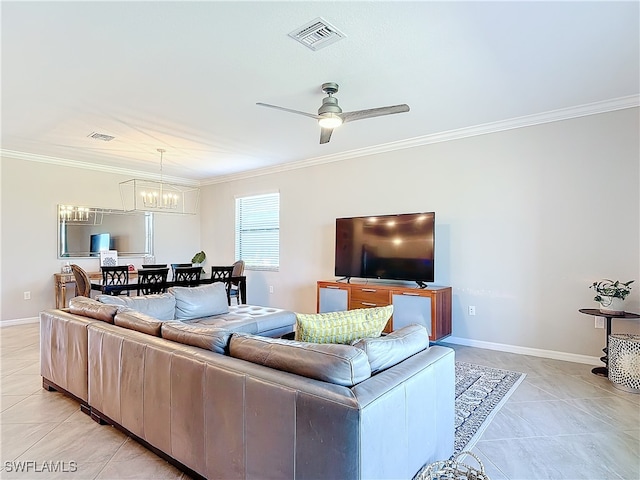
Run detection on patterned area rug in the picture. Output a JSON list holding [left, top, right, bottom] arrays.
[[454, 361, 525, 455], [413, 362, 525, 479]]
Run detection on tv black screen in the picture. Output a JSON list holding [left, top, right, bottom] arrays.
[[335, 212, 435, 283], [90, 233, 111, 254]]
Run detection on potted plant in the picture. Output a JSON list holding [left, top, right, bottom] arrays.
[[589, 279, 634, 314], [191, 250, 206, 273]]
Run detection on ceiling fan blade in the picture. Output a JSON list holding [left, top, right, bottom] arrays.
[[319, 127, 334, 144], [341, 104, 410, 124], [256, 102, 319, 120]]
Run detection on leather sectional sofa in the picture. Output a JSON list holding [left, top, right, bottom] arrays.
[[40, 285, 455, 479]]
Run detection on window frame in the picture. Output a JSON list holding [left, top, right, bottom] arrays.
[[235, 192, 280, 272]]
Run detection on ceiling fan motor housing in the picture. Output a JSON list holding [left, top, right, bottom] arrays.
[[318, 96, 342, 115]]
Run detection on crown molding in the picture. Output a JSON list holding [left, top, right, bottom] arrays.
[[3, 95, 637, 187], [202, 94, 639, 185], [0, 149, 200, 186]]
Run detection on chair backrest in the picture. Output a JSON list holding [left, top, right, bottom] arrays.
[[173, 266, 202, 287], [71, 264, 91, 297], [231, 260, 245, 278], [228, 261, 246, 304], [210, 266, 234, 281], [171, 263, 193, 279], [137, 267, 169, 295], [101, 265, 129, 285], [141, 264, 168, 269]]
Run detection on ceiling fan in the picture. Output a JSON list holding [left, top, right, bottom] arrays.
[[257, 82, 410, 144]]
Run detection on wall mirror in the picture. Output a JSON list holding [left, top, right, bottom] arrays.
[[58, 205, 153, 258]]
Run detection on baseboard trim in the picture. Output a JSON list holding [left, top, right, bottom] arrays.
[[0, 317, 39, 327], [442, 336, 600, 366]]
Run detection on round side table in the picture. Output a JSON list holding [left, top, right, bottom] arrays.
[[578, 309, 640, 377]]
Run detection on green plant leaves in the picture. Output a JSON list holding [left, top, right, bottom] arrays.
[[589, 279, 634, 300], [191, 250, 206, 264]]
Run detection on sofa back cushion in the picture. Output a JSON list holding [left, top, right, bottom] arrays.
[[229, 333, 371, 387], [161, 321, 232, 354], [97, 293, 176, 320], [169, 283, 229, 320], [295, 305, 393, 344], [114, 310, 166, 337], [69, 296, 120, 323], [352, 324, 430, 374]]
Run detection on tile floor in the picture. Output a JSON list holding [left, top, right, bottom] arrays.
[[1, 322, 638, 479], [442, 341, 640, 480]]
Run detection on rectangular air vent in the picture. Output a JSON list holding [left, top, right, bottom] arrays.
[[87, 132, 115, 142], [288, 17, 346, 51]]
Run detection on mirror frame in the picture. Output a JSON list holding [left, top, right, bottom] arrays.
[[57, 205, 154, 258]]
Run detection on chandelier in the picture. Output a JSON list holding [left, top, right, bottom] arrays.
[[120, 149, 199, 215]]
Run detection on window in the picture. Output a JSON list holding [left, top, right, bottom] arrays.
[[235, 192, 279, 271]]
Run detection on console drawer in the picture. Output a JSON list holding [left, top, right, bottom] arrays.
[[349, 287, 390, 309]]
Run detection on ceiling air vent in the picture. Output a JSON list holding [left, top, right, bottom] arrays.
[[87, 132, 115, 142], [288, 17, 346, 51]]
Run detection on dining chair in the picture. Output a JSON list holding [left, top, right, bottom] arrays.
[[171, 263, 193, 280], [70, 264, 91, 297], [210, 266, 234, 303], [229, 260, 245, 305], [101, 265, 130, 295], [137, 267, 169, 295], [141, 264, 168, 269], [173, 266, 202, 287], [210, 266, 234, 281]]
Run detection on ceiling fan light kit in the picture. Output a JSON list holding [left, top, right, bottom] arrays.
[[257, 82, 409, 144]]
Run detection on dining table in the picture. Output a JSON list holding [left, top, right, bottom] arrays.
[[90, 275, 247, 305]]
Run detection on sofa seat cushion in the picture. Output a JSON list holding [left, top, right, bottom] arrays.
[[169, 283, 229, 320], [69, 296, 120, 323], [185, 306, 296, 337], [295, 305, 393, 344], [229, 333, 371, 387], [352, 324, 430, 374], [97, 293, 176, 321], [161, 321, 232, 354], [114, 310, 166, 337]]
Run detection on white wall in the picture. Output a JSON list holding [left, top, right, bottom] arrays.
[[0, 158, 201, 322], [200, 108, 639, 359], [2, 109, 638, 360]]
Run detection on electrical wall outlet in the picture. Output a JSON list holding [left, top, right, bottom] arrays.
[[468, 306, 476, 316], [269, 286, 274, 294], [595, 317, 604, 329], [23, 291, 31, 300]]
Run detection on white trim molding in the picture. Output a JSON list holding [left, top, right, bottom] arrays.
[[442, 336, 600, 366], [3, 95, 638, 187], [203, 94, 640, 185], [0, 317, 39, 327]]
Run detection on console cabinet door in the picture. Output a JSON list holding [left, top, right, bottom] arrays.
[[318, 284, 349, 313], [391, 291, 432, 336]]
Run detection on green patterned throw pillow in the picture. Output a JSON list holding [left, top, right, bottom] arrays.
[[295, 305, 393, 344]]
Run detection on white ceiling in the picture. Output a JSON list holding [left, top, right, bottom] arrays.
[[2, 1, 638, 183]]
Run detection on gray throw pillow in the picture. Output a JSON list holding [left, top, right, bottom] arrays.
[[169, 282, 229, 320], [96, 293, 176, 320]]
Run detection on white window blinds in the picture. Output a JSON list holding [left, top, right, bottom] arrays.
[[235, 193, 280, 271]]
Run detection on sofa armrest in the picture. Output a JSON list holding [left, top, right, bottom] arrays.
[[40, 309, 101, 402], [352, 345, 455, 480]]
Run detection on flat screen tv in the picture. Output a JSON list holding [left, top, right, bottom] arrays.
[[90, 233, 111, 255], [335, 212, 435, 286]]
